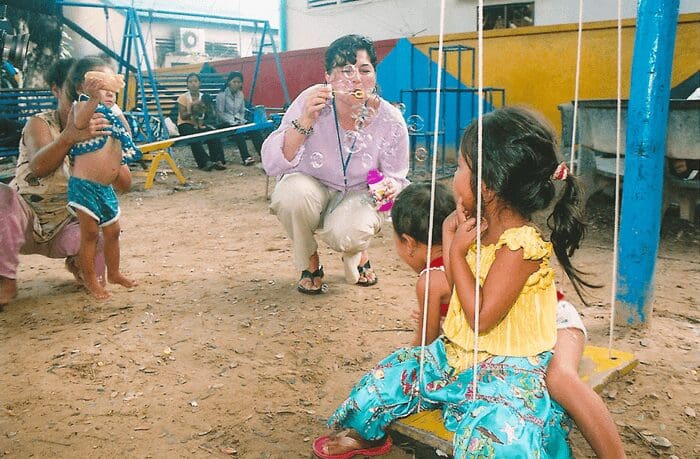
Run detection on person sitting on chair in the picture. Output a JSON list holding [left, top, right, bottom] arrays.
[[216, 71, 266, 166], [177, 73, 226, 172]]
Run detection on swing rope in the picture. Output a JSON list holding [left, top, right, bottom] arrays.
[[568, 0, 585, 175], [608, 0, 623, 356], [469, 0, 485, 401], [569, 0, 622, 355], [418, 0, 448, 392]]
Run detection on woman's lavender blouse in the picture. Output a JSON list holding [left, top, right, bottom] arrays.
[[261, 86, 410, 193]]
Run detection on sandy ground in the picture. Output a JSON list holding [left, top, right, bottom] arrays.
[[0, 144, 698, 458]]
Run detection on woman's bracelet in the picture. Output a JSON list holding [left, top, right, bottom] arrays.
[[291, 119, 314, 136]]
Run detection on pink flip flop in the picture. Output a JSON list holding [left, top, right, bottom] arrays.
[[312, 434, 392, 459]]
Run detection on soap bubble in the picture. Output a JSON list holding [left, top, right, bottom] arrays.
[[332, 78, 353, 94], [360, 152, 373, 168], [395, 102, 406, 115], [310, 151, 324, 169], [406, 115, 425, 133], [391, 122, 404, 138], [362, 105, 377, 119], [344, 130, 361, 147], [414, 147, 428, 162]]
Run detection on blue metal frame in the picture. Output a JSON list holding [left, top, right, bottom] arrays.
[[54, 1, 290, 140]]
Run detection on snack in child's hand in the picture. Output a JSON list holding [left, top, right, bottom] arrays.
[[84, 71, 125, 92]]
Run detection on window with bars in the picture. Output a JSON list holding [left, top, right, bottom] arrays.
[[482, 2, 534, 30], [308, 0, 359, 8]]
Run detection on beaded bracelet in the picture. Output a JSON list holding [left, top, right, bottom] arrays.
[[291, 118, 314, 136]]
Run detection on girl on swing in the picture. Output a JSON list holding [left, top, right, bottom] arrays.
[[314, 106, 624, 458]]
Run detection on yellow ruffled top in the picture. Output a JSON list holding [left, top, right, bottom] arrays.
[[443, 226, 558, 372]]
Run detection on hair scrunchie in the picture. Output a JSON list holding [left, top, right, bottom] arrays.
[[552, 162, 570, 181]]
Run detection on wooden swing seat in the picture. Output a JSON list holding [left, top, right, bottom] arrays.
[[388, 345, 637, 456]]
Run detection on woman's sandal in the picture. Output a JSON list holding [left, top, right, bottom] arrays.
[[297, 266, 327, 295], [356, 260, 378, 287]]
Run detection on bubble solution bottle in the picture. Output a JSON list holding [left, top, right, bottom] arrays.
[[366, 169, 394, 212]]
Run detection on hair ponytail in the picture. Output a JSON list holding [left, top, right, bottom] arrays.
[[547, 174, 599, 302]]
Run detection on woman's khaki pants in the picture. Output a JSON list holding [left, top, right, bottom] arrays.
[[269, 173, 384, 283]]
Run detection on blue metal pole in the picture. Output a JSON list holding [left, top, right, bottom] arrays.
[[616, 0, 679, 326], [279, 0, 287, 52]]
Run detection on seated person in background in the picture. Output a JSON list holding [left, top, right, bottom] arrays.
[[216, 71, 266, 166], [177, 73, 226, 171]]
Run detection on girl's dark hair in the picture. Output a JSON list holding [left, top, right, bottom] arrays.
[[324, 34, 377, 73], [66, 56, 109, 102], [46, 58, 76, 90], [223, 71, 243, 91], [186, 72, 200, 83], [460, 105, 596, 301], [391, 182, 456, 245]]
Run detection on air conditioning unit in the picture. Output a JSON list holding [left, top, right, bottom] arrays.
[[179, 28, 205, 54]]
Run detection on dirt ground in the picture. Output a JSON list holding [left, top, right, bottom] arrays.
[[1, 144, 698, 458]]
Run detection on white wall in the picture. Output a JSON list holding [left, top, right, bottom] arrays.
[[285, 0, 699, 51]]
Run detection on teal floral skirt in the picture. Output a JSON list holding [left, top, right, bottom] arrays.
[[328, 337, 571, 458]]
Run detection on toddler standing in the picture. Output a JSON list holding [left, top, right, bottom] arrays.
[[66, 57, 140, 299]]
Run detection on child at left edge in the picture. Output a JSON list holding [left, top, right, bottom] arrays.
[[65, 57, 140, 299]]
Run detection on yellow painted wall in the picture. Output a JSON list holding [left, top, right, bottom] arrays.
[[410, 13, 699, 134]]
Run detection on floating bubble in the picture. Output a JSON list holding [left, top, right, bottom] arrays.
[[344, 130, 361, 147], [332, 79, 353, 94], [310, 151, 324, 169], [391, 122, 404, 138], [395, 102, 406, 115], [360, 152, 373, 168], [381, 140, 395, 157], [346, 138, 367, 156], [340, 64, 358, 79], [406, 115, 425, 133], [352, 106, 366, 128], [415, 147, 428, 162], [362, 105, 377, 119]]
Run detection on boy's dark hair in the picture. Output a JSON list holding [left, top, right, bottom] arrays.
[[45, 58, 76, 90], [324, 34, 377, 73], [186, 72, 200, 83], [66, 56, 110, 102], [460, 105, 596, 300], [391, 182, 456, 245]]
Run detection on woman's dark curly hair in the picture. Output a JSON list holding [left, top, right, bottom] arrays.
[[391, 181, 455, 245], [324, 34, 377, 73], [45, 58, 76, 91], [460, 105, 597, 301]]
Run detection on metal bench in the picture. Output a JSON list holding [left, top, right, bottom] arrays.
[[562, 99, 699, 222], [0, 88, 57, 158], [136, 108, 282, 190]]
